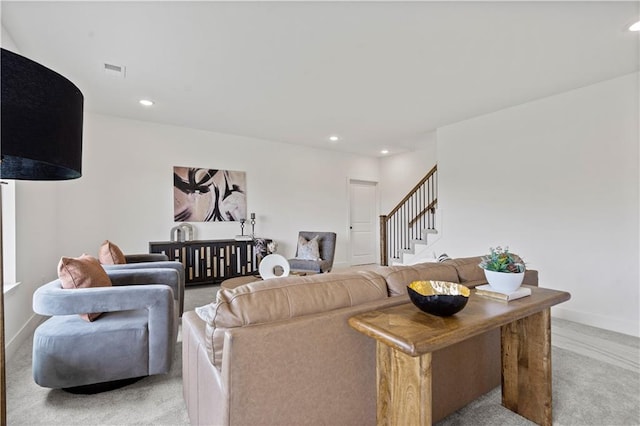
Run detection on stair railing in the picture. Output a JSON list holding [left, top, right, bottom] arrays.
[[379, 165, 437, 266]]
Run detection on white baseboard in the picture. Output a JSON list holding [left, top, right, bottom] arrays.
[[6, 313, 45, 362], [552, 306, 639, 338]]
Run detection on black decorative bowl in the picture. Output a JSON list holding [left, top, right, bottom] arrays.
[[407, 281, 470, 317]]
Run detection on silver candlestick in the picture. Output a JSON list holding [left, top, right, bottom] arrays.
[[250, 213, 256, 238]]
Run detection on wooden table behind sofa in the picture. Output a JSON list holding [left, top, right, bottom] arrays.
[[349, 286, 571, 426]]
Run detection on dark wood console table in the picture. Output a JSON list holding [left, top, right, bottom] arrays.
[[349, 286, 571, 426], [149, 239, 270, 286]]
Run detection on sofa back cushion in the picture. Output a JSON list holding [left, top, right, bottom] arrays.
[[373, 263, 459, 296], [195, 271, 388, 369], [442, 255, 530, 288], [442, 256, 485, 283]]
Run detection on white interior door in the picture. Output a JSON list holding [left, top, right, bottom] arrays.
[[349, 180, 377, 265]]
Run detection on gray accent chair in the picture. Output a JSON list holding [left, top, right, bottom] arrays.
[[32, 268, 179, 390], [288, 231, 337, 273], [102, 254, 185, 316]]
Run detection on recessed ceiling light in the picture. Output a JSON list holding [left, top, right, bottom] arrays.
[[328, 135, 339, 142], [380, 149, 389, 155], [629, 20, 640, 31], [139, 99, 154, 107]]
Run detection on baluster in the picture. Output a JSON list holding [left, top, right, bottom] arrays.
[[396, 212, 400, 258], [389, 217, 392, 266], [425, 181, 428, 230], [404, 206, 411, 249], [418, 188, 421, 237], [391, 217, 395, 263], [393, 215, 397, 261], [421, 182, 425, 234], [401, 205, 405, 253], [406, 204, 409, 248], [408, 197, 411, 241], [396, 209, 399, 258], [392, 214, 395, 261], [404, 205, 408, 250], [428, 175, 431, 230], [434, 170, 438, 229], [428, 174, 431, 229], [433, 171, 437, 228], [411, 194, 414, 240], [410, 194, 413, 240], [399, 206, 403, 255]]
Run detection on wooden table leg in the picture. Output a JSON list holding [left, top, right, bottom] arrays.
[[376, 341, 432, 426], [501, 307, 552, 426]]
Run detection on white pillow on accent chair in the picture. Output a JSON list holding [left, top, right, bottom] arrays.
[[295, 235, 322, 261]]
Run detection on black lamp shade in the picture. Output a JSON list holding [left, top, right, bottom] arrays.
[[1, 48, 83, 180]]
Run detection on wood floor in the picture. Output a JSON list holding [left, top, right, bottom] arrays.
[[551, 317, 639, 373]]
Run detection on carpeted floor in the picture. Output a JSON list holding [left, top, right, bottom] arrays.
[[437, 346, 640, 426], [7, 335, 189, 425], [7, 284, 639, 425]]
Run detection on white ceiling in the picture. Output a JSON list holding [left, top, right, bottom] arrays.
[[2, 1, 638, 156]]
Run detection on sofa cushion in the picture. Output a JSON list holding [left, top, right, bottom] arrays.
[[372, 263, 460, 296], [195, 271, 388, 369], [442, 256, 485, 283], [57, 254, 113, 321], [98, 240, 127, 265]]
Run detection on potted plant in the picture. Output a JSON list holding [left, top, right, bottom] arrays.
[[478, 246, 525, 292]]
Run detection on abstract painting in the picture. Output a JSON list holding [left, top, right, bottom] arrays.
[[173, 166, 247, 222]]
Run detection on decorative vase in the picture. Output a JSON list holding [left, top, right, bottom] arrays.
[[483, 270, 524, 293]]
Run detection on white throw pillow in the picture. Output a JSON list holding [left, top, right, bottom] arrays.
[[295, 235, 322, 261]]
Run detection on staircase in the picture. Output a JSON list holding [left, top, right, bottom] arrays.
[[379, 165, 438, 266]]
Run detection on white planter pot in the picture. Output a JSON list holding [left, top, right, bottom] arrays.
[[483, 270, 525, 293]]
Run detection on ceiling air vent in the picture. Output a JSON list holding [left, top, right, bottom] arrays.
[[103, 62, 126, 78]]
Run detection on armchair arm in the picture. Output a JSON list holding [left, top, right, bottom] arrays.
[[106, 267, 179, 292], [33, 280, 174, 317], [103, 261, 185, 315], [288, 258, 333, 273], [124, 253, 169, 263]]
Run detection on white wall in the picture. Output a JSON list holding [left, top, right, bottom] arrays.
[[434, 72, 639, 336], [5, 181, 59, 354], [378, 132, 437, 214], [55, 113, 380, 268]]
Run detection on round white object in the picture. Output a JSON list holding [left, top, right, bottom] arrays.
[[484, 270, 525, 293], [259, 254, 290, 280]]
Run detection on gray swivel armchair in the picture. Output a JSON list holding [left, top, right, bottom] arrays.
[[288, 231, 337, 273], [32, 268, 180, 391]]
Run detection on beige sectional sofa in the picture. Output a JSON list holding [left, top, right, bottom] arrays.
[[182, 256, 538, 426]]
